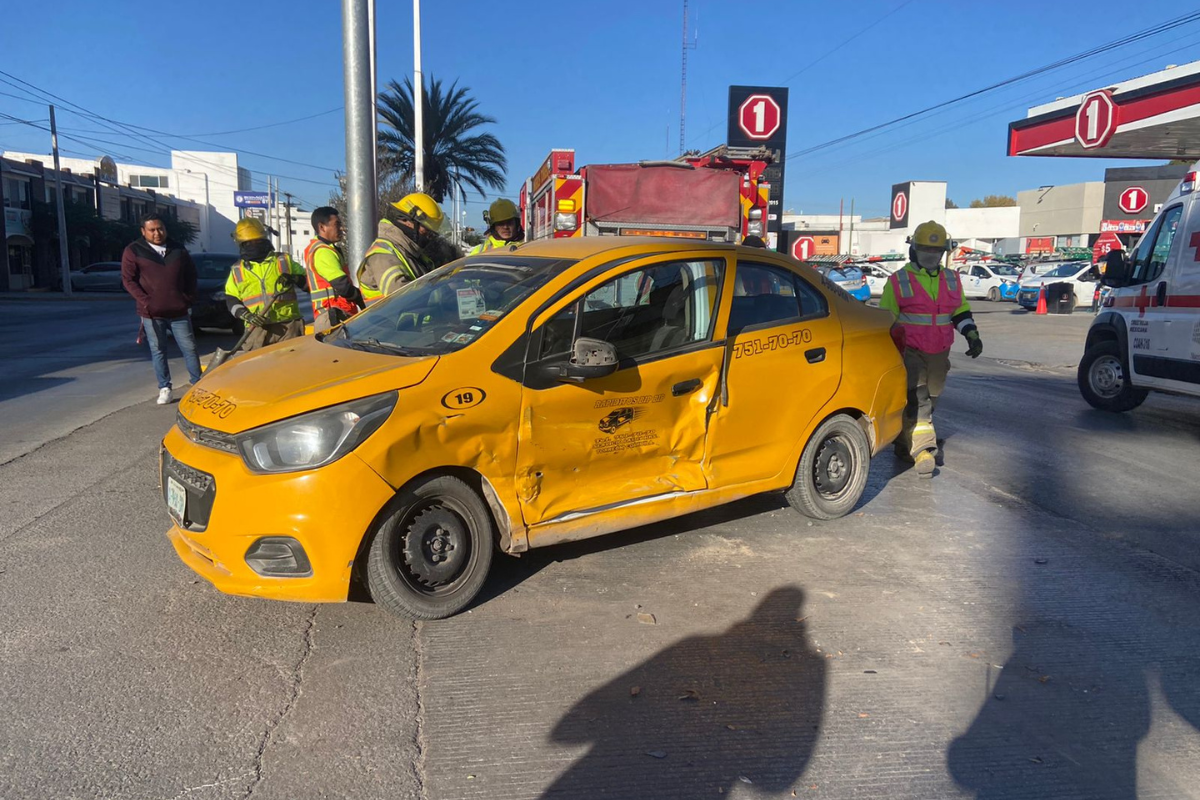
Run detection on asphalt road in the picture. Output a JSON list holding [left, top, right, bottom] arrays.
[[2, 298, 1200, 799]]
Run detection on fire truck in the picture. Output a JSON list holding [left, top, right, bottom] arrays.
[[519, 146, 772, 244]]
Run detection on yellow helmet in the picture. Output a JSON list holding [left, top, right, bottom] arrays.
[[391, 192, 445, 233], [908, 220, 951, 251], [234, 217, 268, 242], [485, 198, 520, 226]]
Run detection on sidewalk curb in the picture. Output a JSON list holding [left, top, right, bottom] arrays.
[[0, 293, 130, 303]]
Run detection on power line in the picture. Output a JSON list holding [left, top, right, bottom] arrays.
[[778, 0, 917, 85], [786, 9, 1200, 163]]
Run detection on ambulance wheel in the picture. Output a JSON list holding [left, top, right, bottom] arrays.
[[1078, 340, 1148, 413], [786, 414, 871, 520], [366, 474, 495, 620], [987, 287, 1000, 302]]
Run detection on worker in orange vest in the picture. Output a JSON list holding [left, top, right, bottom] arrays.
[[303, 206, 361, 332]]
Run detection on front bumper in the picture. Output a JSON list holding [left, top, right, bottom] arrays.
[[849, 285, 871, 302], [999, 283, 1019, 301], [1017, 289, 1040, 309], [161, 424, 397, 602]]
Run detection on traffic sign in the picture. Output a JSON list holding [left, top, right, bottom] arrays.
[[892, 191, 908, 223], [1075, 90, 1118, 150], [1118, 186, 1148, 215], [791, 235, 817, 261], [738, 94, 782, 141], [1093, 231, 1122, 263]]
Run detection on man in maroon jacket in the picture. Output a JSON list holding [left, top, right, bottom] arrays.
[[121, 213, 202, 404]]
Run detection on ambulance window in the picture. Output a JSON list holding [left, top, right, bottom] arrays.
[[1131, 205, 1182, 283]]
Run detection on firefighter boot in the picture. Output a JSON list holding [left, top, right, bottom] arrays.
[[915, 450, 936, 478]]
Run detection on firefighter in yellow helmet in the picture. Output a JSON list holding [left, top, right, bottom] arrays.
[[356, 192, 445, 304], [468, 198, 524, 255], [878, 220, 982, 478], [224, 217, 308, 351]]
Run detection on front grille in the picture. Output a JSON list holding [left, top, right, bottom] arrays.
[[162, 448, 217, 531], [177, 412, 239, 454]]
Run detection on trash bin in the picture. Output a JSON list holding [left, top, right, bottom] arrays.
[[1046, 281, 1075, 314]]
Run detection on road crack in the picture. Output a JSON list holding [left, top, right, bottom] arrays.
[[411, 619, 428, 800], [243, 605, 318, 799]]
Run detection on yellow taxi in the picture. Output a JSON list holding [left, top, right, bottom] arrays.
[[163, 237, 906, 619]]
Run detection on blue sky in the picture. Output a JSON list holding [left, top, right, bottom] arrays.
[[3, 0, 1198, 222]]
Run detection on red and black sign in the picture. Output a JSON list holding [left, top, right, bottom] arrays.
[[890, 182, 911, 230], [728, 85, 789, 249], [1118, 186, 1148, 215]]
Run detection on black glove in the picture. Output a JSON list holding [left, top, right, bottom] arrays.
[[237, 307, 269, 328], [965, 329, 983, 359], [276, 273, 305, 292]]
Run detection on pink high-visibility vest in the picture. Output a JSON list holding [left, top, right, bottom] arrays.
[[889, 266, 962, 353]]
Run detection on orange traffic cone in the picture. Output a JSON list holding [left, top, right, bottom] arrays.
[[1035, 285, 1048, 315]]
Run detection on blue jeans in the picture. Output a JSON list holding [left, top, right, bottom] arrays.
[[142, 316, 202, 389]]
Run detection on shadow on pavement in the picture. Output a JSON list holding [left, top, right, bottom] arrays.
[[541, 586, 824, 798]]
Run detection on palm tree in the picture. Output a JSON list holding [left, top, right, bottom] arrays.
[[377, 76, 507, 205]]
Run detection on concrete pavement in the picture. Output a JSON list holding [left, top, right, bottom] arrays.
[[1, 300, 1199, 799]]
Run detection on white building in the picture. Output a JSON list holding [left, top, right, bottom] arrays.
[[2, 149, 252, 253]]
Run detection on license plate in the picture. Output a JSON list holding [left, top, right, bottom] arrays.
[[166, 476, 187, 525]]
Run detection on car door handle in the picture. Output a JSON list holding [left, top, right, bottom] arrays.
[[1156, 281, 1168, 306], [805, 347, 826, 364], [672, 378, 702, 396]]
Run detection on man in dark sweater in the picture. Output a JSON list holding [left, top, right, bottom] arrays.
[[121, 213, 202, 404]]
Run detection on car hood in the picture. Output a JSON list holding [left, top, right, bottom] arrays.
[[178, 334, 438, 434]]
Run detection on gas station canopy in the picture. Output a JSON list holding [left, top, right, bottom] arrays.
[[1009, 60, 1200, 160]]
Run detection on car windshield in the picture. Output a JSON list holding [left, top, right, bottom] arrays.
[[1042, 263, 1082, 278], [330, 256, 572, 356], [825, 267, 862, 282], [193, 254, 239, 280], [991, 264, 1018, 276]]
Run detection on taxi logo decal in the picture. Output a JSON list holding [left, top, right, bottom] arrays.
[[441, 387, 486, 410], [598, 407, 644, 434]]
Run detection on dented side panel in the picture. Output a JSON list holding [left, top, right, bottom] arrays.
[[516, 347, 724, 528]]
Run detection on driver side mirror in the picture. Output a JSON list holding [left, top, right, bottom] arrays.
[[539, 337, 620, 382], [1102, 251, 1131, 287]]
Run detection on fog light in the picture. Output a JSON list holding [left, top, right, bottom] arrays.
[[245, 537, 313, 577]]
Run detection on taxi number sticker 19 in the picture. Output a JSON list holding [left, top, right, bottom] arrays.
[[441, 387, 486, 410]]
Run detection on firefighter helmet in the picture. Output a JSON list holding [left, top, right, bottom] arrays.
[[391, 192, 446, 233], [485, 198, 520, 226], [234, 217, 269, 242], [908, 220, 952, 251]]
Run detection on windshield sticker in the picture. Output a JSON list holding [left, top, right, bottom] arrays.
[[733, 329, 814, 359], [453, 333, 476, 344], [479, 309, 503, 321], [457, 288, 487, 320]]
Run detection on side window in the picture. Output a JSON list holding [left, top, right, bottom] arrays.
[[1131, 205, 1183, 283], [972, 266, 989, 278], [729, 262, 826, 334], [539, 259, 723, 362]]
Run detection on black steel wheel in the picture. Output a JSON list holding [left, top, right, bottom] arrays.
[[1077, 340, 1148, 413], [786, 414, 871, 520], [366, 475, 495, 619]]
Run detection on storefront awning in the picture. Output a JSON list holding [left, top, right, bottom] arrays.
[[1009, 60, 1200, 160]]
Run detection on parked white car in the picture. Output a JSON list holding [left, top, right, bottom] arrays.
[[1016, 262, 1099, 310], [859, 263, 900, 297], [959, 261, 1021, 301]]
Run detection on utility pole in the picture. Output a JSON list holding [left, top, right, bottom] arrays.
[[342, 0, 378, 270], [49, 105, 71, 296], [284, 192, 294, 257], [848, 198, 856, 256], [679, 0, 696, 155], [413, 0, 425, 193]]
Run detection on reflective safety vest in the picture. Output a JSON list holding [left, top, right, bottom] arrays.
[[226, 255, 303, 323], [357, 238, 422, 305], [889, 267, 962, 354], [468, 235, 516, 255], [303, 239, 357, 317]]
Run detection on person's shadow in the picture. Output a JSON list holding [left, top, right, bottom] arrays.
[[541, 587, 825, 798]]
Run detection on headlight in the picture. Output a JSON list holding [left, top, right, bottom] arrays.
[[237, 392, 397, 473]]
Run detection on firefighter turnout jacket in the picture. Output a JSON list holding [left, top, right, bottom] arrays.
[[357, 219, 432, 304]]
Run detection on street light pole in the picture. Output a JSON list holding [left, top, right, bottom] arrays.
[[413, 0, 425, 193], [342, 0, 379, 271], [49, 105, 72, 296]]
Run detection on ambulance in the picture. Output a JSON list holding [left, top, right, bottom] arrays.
[[1079, 167, 1200, 412]]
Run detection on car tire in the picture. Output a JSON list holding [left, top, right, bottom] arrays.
[[785, 414, 871, 520], [366, 474, 495, 620], [1078, 340, 1148, 413], [987, 287, 1000, 302]]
